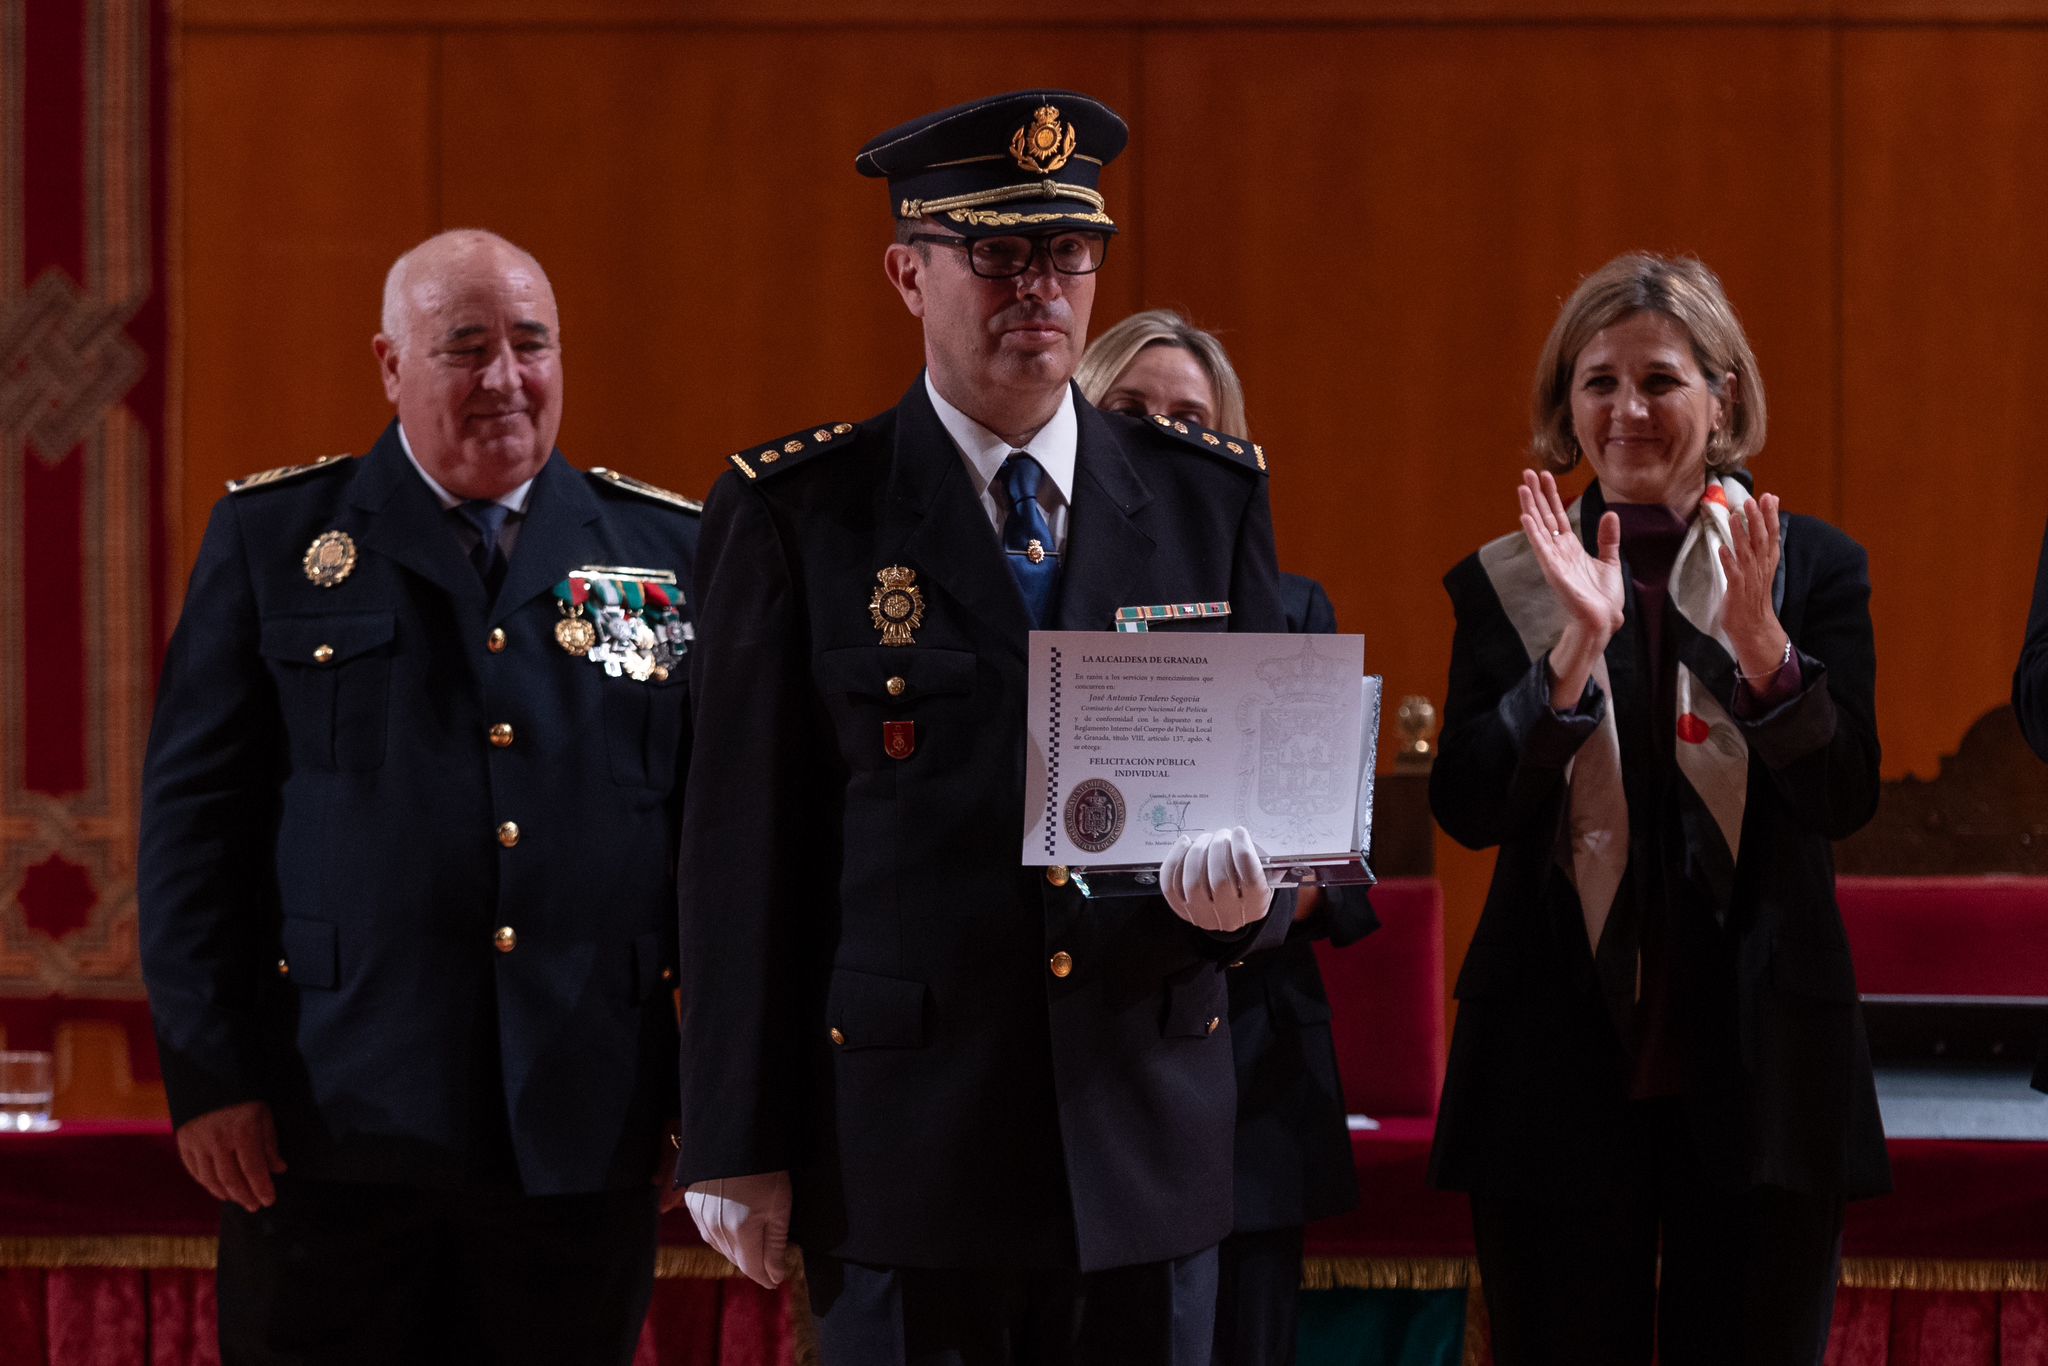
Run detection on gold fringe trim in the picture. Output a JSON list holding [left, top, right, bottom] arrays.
[[0, 1237, 751, 1279], [654, 1245, 739, 1279], [1300, 1255, 1477, 1292], [787, 1251, 822, 1366], [1839, 1258, 2048, 1292], [1463, 1281, 1491, 1366], [0, 1236, 218, 1269], [1303, 1253, 2048, 1295], [6, 1240, 2036, 1301]]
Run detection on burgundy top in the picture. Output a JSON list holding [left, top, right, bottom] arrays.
[[1609, 501, 1801, 1096]]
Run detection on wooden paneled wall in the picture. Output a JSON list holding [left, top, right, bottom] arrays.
[[173, 2, 2048, 1029]]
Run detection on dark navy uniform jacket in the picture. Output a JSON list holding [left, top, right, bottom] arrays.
[[139, 421, 699, 1196], [676, 379, 1290, 1273], [1226, 572, 1377, 1234]]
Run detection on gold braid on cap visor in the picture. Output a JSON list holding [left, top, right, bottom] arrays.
[[899, 179, 1115, 229]]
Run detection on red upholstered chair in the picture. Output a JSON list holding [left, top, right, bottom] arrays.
[[1314, 877, 1446, 1120], [1836, 876, 2048, 997]]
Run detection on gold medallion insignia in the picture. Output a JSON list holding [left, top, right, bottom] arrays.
[[302, 530, 357, 588], [1010, 104, 1077, 174], [555, 614, 597, 656], [869, 565, 925, 648], [1026, 539, 1046, 565]]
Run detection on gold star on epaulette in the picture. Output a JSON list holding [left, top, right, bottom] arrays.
[[226, 453, 354, 494], [729, 421, 857, 481], [590, 467, 704, 513], [1143, 413, 1266, 473]]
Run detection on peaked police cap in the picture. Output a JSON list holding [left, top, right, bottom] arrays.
[[855, 90, 1127, 238]]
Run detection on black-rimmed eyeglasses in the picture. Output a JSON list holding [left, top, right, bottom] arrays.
[[907, 231, 1110, 280]]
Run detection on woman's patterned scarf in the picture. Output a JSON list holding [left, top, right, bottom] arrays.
[[1476, 475, 1762, 977]]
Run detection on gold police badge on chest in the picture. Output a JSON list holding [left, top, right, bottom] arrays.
[[869, 565, 925, 647], [302, 531, 357, 588]]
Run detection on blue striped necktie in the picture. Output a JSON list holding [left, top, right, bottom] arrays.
[[1001, 451, 1059, 628]]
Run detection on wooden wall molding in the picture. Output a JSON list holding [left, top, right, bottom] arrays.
[[176, 0, 2048, 28]]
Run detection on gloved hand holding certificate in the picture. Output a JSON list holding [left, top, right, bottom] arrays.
[[1021, 630, 1379, 891]]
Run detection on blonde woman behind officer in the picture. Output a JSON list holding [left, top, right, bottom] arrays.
[[1080, 310, 1379, 1366]]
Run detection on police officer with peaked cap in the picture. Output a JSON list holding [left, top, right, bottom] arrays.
[[675, 92, 1293, 1365], [138, 229, 699, 1363]]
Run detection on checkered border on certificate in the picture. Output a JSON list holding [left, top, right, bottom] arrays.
[[1042, 646, 1062, 856]]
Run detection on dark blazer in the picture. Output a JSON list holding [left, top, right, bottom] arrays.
[[139, 422, 699, 1196], [2011, 516, 2048, 1093], [1226, 573, 1377, 1233], [1428, 482, 1890, 1202], [675, 379, 1290, 1273]]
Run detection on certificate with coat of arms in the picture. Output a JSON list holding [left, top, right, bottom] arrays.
[[1021, 631, 1378, 887]]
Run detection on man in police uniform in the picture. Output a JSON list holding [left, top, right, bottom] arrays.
[[676, 92, 1291, 1365], [139, 230, 699, 1364]]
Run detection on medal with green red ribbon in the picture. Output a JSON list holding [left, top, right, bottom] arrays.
[[552, 565, 688, 683], [553, 575, 599, 656]]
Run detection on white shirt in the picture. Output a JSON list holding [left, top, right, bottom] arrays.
[[923, 373, 1075, 555], [398, 422, 536, 559]]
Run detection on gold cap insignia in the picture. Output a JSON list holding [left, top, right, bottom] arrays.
[[869, 565, 925, 647], [303, 530, 357, 588], [1011, 104, 1077, 174]]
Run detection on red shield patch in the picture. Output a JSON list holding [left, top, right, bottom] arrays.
[[883, 720, 916, 760]]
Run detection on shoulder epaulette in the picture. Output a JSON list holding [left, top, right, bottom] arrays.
[[728, 421, 858, 482], [589, 467, 703, 513], [1138, 412, 1267, 474], [225, 453, 353, 494]]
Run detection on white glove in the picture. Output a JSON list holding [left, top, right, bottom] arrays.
[[684, 1171, 792, 1288], [1160, 826, 1274, 933]]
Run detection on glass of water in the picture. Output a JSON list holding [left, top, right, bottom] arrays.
[[0, 1051, 55, 1132]]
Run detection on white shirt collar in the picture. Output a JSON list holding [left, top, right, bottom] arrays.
[[397, 422, 536, 515], [922, 372, 1076, 512]]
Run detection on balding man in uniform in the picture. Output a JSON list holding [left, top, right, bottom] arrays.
[[676, 93, 1291, 1365], [139, 229, 699, 1364]]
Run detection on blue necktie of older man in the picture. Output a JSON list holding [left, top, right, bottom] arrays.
[[457, 499, 512, 599], [1001, 451, 1059, 628]]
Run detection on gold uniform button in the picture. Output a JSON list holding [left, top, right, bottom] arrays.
[[1206, 1016, 1222, 1035], [494, 926, 517, 953], [1227, 960, 1247, 970], [487, 628, 507, 653], [312, 644, 335, 664], [660, 967, 675, 983], [497, 821, 520, 848], [830, 1027, 846, 1046], [1049, 950, 1074, 979], [276, 958, 290, 977], [886, 676, 907, 697], [1046, 865, 1069, 887], [489, 723, 514, 748]]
